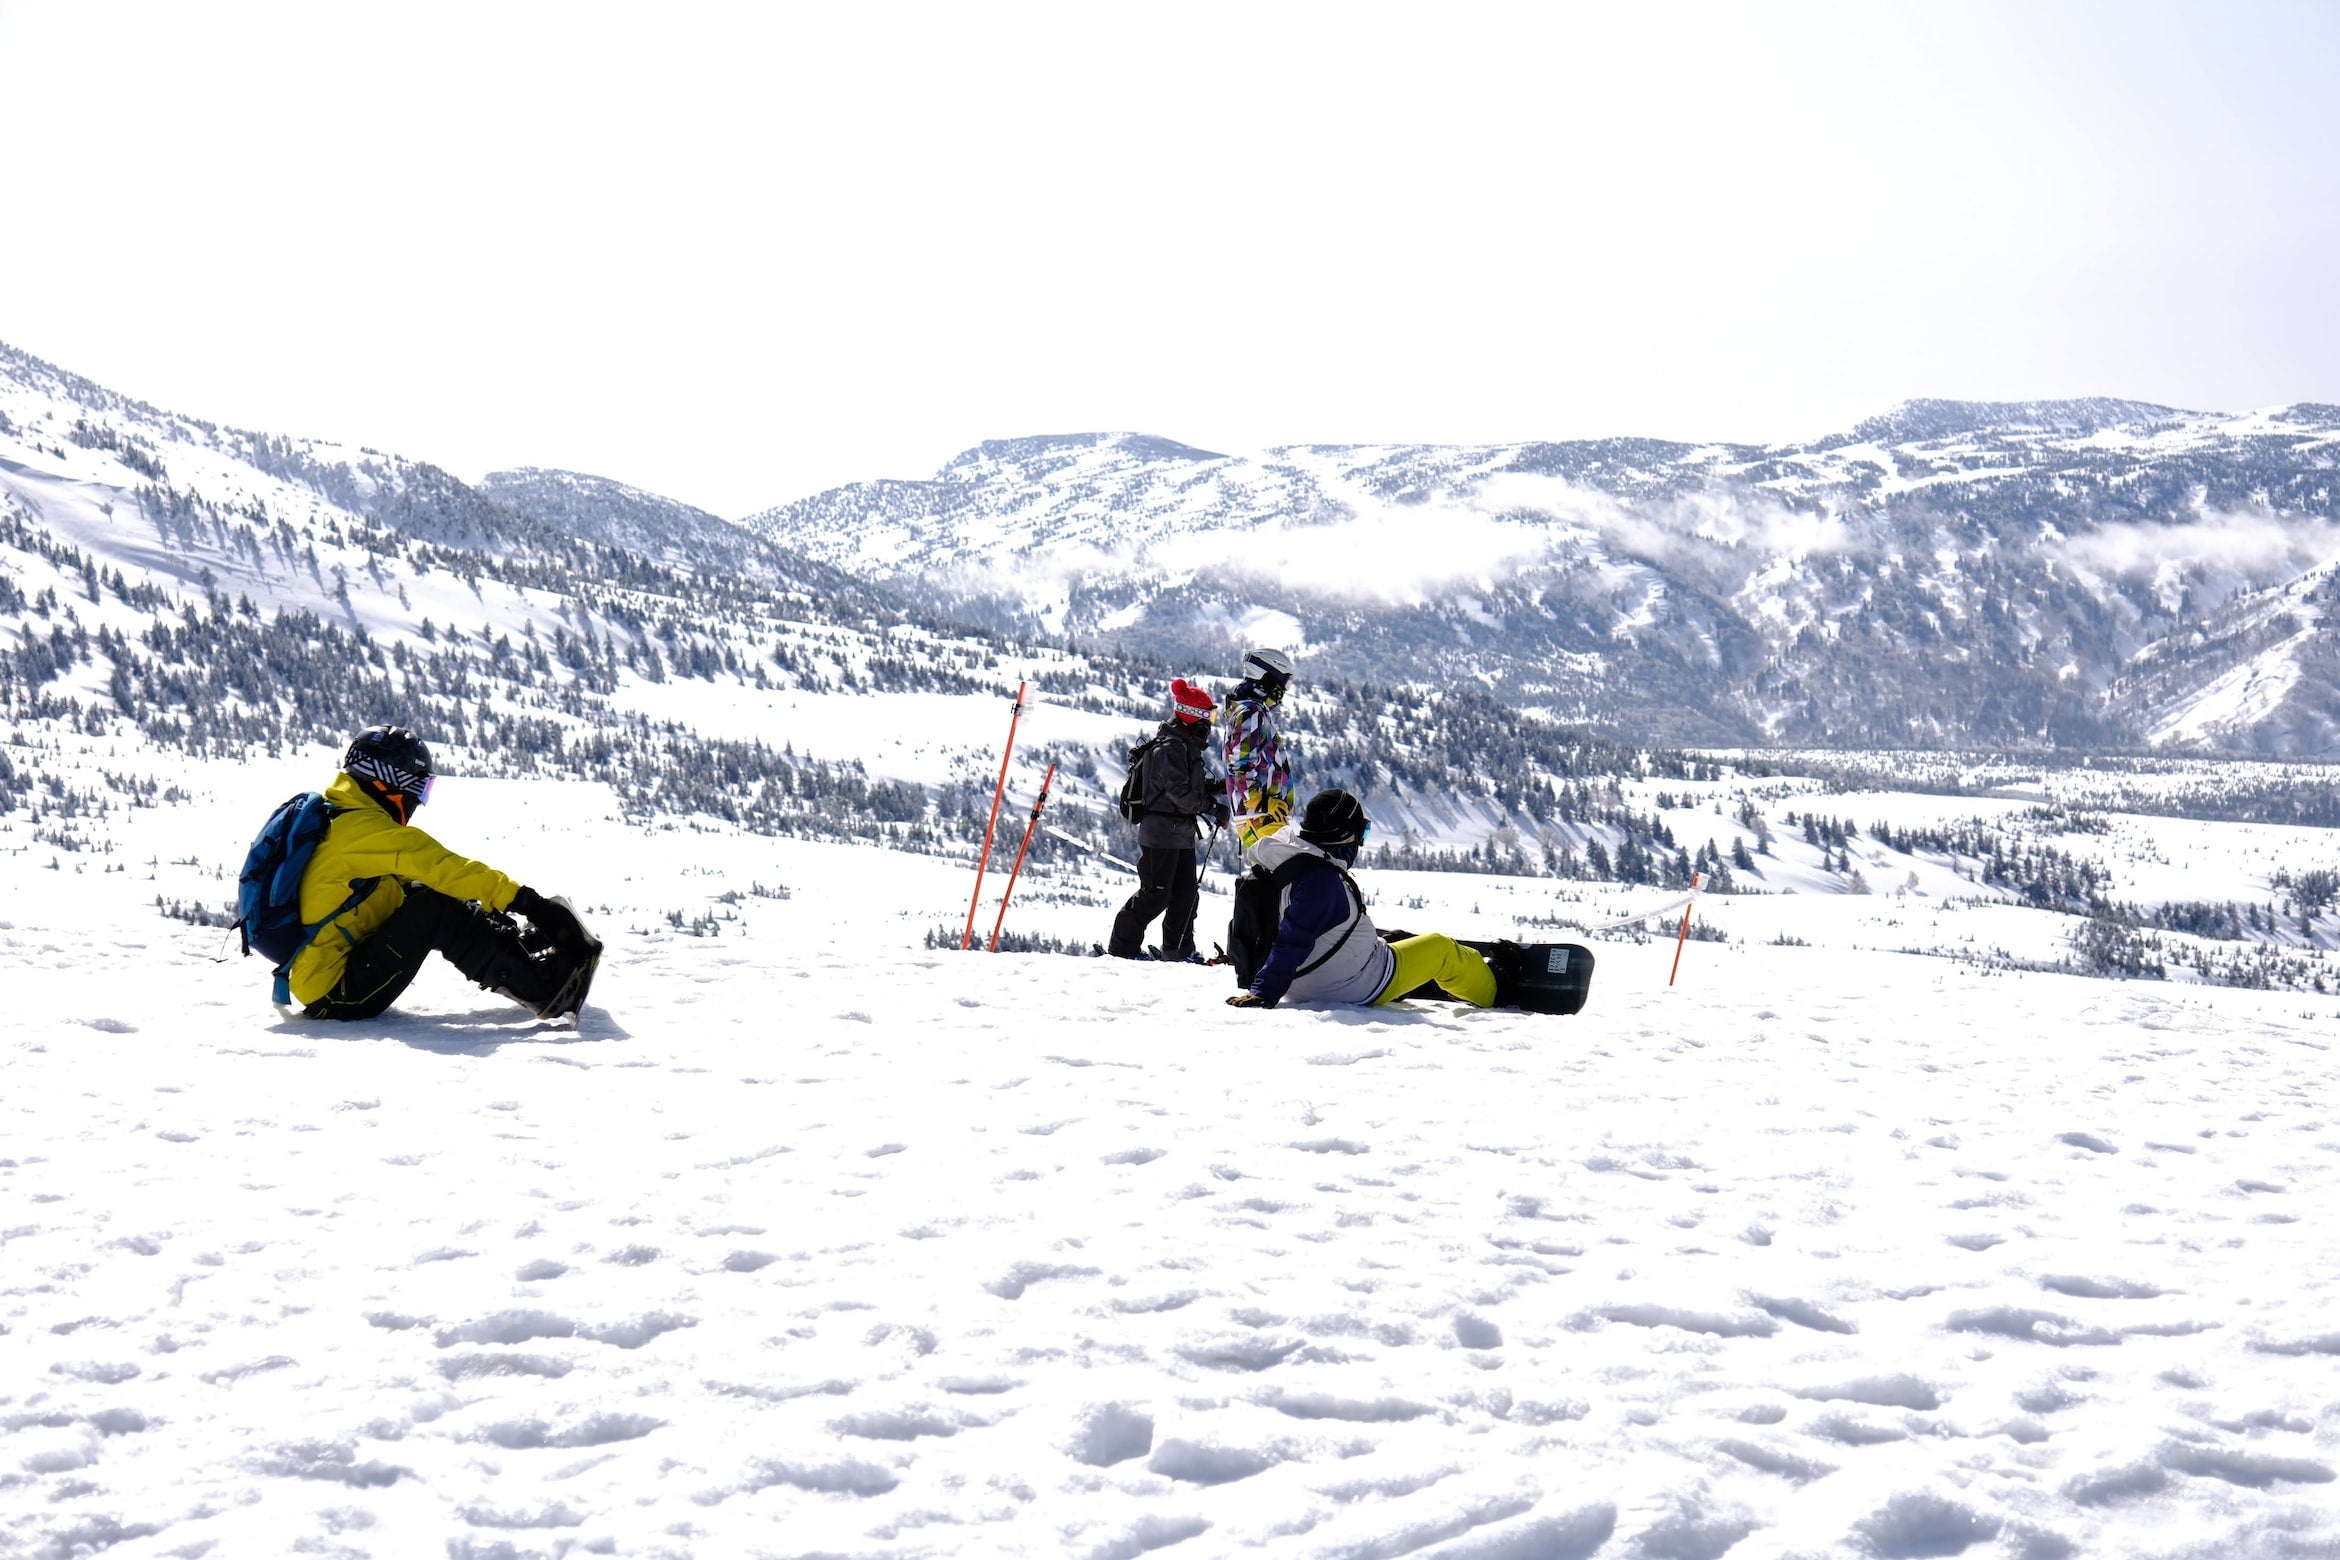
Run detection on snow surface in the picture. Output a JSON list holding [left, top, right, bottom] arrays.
[[7, 749, 2340, 1559]]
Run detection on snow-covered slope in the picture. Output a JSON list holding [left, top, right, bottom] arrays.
[[7, 737, 2340, 1558], [0, 337, 1741, 892], [476, 466, 868, 599], [746, 406, 2340, 755]]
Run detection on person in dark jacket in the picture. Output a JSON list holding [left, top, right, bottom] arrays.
[[1108, 678, 1229, 960], [1229, 788, 1501, 1009]]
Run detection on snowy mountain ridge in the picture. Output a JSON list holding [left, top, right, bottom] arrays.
[[0, 338, 1724, 881], [748, 403, 2340, 755]]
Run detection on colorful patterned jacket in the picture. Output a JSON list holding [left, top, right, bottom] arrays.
[[1222, 686, 1293, 851]]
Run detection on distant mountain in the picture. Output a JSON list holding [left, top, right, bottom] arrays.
[[478, 466, 866, 600], [11, 324, 2340, 760], [3, 338, 1712, 878], [745, 403, 2340, 754]]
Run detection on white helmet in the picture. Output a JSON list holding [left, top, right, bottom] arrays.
[[1241, 647, 1294, 686]]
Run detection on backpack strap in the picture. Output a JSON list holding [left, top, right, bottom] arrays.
[[267, 863, 372, 1008], [1273, 854, 1370, 980]]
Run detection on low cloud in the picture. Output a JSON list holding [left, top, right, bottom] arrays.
[[2058, 509, 2340, 580]]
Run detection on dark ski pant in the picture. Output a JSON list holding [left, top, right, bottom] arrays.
[[304, 884, 558, 1021], [1108, 847, 1199, 959]]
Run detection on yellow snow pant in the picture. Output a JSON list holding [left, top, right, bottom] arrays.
[[1372, 933, 1497, 1008]]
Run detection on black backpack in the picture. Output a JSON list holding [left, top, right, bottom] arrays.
[[1116, 734, 1169, 824]]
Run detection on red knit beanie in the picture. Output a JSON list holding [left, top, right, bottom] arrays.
[[1170, 677, 1214, 724]]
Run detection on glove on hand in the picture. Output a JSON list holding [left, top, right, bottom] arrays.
[[508, 886, 584, 950], [1212, 801, 1231, 828], [1226, 991, 1274, 1009]]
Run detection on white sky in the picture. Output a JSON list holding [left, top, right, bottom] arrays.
[[1, 2, 2335, 517]]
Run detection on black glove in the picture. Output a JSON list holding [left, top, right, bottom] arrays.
[[508, 886, 584, 950], [1212, 801, 1231, 828], [1227, 991, 1275, 1009]]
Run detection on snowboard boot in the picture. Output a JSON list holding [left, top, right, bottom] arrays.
[[443, 909, 566, 1016], [1485, 939, 1526, 1010]]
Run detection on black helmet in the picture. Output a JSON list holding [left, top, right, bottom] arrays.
[[344, 724, 434, 816], [1297, 787, 1370, 846]]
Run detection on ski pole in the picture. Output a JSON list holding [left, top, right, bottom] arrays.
[[1668, 872, 1704, 987], [962, 681, 1028, 950], [988, 762, 1056, 952]]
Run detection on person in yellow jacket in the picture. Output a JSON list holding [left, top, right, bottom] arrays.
[[290, 725, 590, 1020]]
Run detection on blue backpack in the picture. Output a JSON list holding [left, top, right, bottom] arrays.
[[236, 792, 359, 1003]]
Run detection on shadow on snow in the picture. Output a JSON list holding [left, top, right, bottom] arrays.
[[268, 1003, 630, 1054]]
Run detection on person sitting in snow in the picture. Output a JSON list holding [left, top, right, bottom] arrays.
[[287, 725, 593, 1020], [1228, 788, 1515, 1010], [1108, 678, 1229, 961], [1222, 647, 1295, 854]]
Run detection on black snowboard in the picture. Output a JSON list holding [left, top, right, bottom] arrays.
[[1382, 936, 1595, 1015]]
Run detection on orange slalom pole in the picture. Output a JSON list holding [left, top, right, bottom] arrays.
[[1668, 871, 1704, 986], [988, 762, 1057, 952], [963, 682, 1028, 950]]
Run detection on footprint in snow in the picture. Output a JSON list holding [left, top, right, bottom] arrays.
[[831, 1407, 963, 1441], [718, 1456, 900, 1501], [1851, 1492, 2000, 1558], [1453, 1314, 1503, 1349], [481, 1412, 662, 1449], [1067, 1403, 1153, 1467], [1796, 1374, 1943, 1410], [1751, 1295, 1857, 1334], [1175, 1335, 1305, 1372], [1945, 1307, 2118, 1348], [983, 1262, 1100, 1300], [1147, 1439, 1286, 1486], [1594, 1304, 1777, 1339], [1262, 1390, 1433, 1423], [2039, 1274, 2168, 1299], [1812, 1412, 1908, 1446]]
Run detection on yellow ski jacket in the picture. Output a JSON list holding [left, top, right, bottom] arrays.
[[283, 773, 520, 1006]]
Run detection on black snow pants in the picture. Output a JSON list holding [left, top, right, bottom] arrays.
[[304, 884, 560, 1021], [1108, 847, 1199, 960]]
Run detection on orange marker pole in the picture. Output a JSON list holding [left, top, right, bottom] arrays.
[[963, 681, 1028, 950], [1668, 872, 1704, 987], [988, 762, 1057, 952]]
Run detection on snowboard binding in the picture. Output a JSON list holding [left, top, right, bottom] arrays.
[[1466, 939, 1593, 1015], [519, 895, 602, 1022], [487, 895, 602, 1022]]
